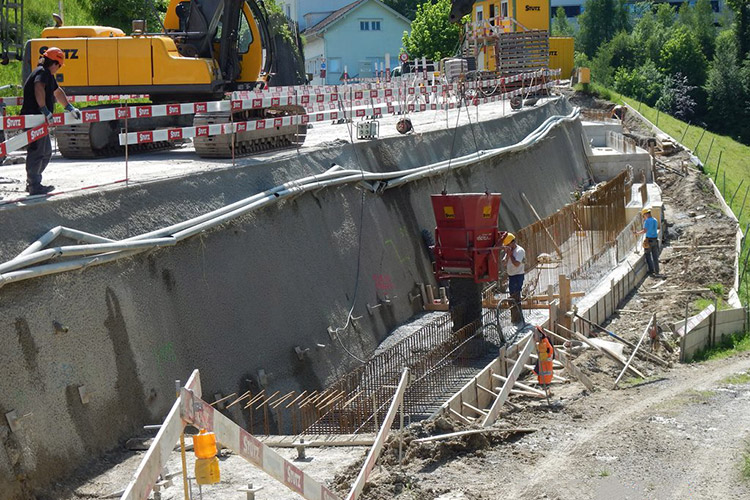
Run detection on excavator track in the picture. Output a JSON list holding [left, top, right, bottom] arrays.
[[54, 108, 193, 159], [193, 105, 307, 158]]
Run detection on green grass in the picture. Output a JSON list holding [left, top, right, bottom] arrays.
[[691, 331, 750, 362], [743, 448, 750, 480], [721, 371, 750, 385], [599, 470, 610, 477]]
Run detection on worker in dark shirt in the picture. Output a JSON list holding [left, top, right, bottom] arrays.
[[21, 47, 80, 195]]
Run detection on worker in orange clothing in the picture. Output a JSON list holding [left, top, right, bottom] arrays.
[[533, 326, 554, 405]]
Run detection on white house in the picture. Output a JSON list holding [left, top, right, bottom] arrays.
[[299, 0, 412, 85], [276, 0, 357, 30]]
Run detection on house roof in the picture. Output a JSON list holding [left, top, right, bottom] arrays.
[[303, 0, 411, 36]]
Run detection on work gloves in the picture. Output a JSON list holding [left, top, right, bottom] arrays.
[[39, 105, 53, 124], [65, 103, 81, 120]]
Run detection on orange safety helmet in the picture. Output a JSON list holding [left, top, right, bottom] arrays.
[[42, 47, 65, 66]]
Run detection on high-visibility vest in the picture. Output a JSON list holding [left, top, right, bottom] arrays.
[[535, 337, 554, 385]]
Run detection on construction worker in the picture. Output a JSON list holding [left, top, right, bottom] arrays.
[[533, 326, 554, 385], [502, 232, 525, 324], [635, 207, 660, 275], [20, 47, 81, 195]]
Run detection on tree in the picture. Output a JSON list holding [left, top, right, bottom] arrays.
[[660, 27, 708, 87], [632, 9, 668, 63], [654, 3, 676, 28], [576, 0, 630, 57], [693, 0, 717, 59], [383, 0, 421, 20], [705, 31, 745, 131], [657, 73, 697, 120], [402, 0, 462, 61], [613, 59, 664, 105], [91, 0, 167, 34], [552, 7, 574, 37], [726, 0, 750, 60]]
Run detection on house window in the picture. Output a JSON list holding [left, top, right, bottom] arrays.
[[562, 5, 580, 16], [501, 1, 509, 18], [285, 5, 291, 17], [475, 6, 484, 21], [360, 19, 381, 30], [328, 58, 342, 73]]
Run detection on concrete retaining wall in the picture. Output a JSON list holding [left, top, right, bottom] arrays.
[[0, 99, 591, 497], [674, 304, 749, 362]]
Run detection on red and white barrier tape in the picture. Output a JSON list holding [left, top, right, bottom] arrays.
[[117, 81, 555, 147], [0, 73, 557, 157]]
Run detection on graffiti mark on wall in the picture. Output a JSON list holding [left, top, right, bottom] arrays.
[[155, 342, 177, 374], [372, 274, 394, 291]]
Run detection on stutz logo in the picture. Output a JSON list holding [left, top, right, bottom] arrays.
[[5, 117, 22, 129], [525, 4, 541, 10], [30, 127, 46, 141]]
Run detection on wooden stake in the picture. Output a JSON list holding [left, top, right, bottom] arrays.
[[558, 275, 572, 335], [614, 314, 654, 388]]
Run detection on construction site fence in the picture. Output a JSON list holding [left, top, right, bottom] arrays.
[[0, 69, 559, 158]]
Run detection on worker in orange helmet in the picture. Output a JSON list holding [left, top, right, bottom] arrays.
[[20, 47, 81, 195], [533, 326, 555, 388]]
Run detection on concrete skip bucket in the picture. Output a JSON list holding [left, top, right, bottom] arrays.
[[430, 192, 505, 283]]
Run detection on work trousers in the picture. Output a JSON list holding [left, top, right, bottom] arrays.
[[645, 237, 660, 274], [26, 134, 52, 187], [508, 274, 525, 324]]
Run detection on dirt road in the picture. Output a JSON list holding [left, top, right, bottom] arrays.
[[341, 352, 750, 500]]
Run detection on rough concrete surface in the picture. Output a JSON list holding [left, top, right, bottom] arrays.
[[0, 97, 592, 497]]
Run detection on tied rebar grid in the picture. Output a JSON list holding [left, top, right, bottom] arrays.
[[297, 314, 500, 434]]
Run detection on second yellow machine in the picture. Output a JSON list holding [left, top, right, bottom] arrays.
[[23, 0, 306, 158]]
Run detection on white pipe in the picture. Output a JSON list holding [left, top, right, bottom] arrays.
[[60, 228, 115, 244], [0, 238, 176, 275], [0, 250, 145, 289], [17, 226, 63, 258]]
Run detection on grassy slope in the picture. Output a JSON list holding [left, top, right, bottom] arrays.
[[610, 93, 750, 305], [0, 0, 94, 87]]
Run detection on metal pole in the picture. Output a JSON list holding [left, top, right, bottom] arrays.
[[694, 128, 707, 155], [731, 179, 745, 207], [679, 121, 691, 143], [739, 189, 750, 221], [713, 151, 722, 183]]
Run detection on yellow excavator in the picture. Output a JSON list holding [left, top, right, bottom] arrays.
[[22, 0, 306, 158]]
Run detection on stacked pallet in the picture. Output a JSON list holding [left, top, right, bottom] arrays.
[[495, 30, 550, 76]]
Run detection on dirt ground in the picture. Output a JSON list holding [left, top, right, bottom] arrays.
[[48, 94, 750, 500]]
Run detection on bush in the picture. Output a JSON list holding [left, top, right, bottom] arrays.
[[613, 60, 664, 106], [657, 72, 697, 120]]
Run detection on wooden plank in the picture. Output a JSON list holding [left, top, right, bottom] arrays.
[[413, 427, 537, 444], [556, 349, 596, 392], [492, 373, 546, 396], [463, 402, 488, 416], [121, 370, 201, 500], [482, 337, 533, 427], [556, 324, 645, 378], [347, 368, 410, 500]]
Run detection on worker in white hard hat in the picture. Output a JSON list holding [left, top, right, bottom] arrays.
[[635, 207, 661, 275], [502, 232, 526, 324]]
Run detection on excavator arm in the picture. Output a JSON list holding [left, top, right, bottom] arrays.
[[449, 0, 474, 23]]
